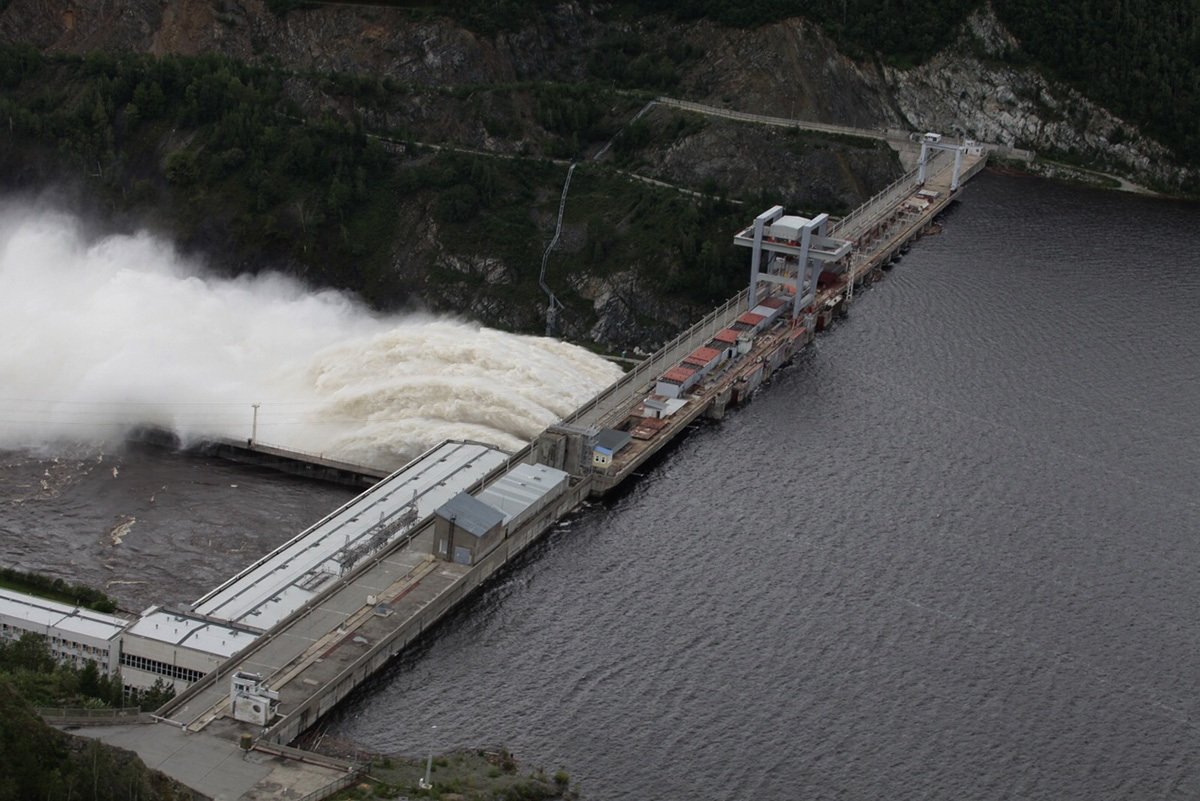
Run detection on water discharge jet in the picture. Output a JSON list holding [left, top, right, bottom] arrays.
[[0, 205, 623, 467]]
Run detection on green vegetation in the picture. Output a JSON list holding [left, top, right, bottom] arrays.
[[622, 0, 979, 68], [0, 632, 174, 711], [329, 749, 575, 801], [391, 149, 751, 336], [0, 567, 119, 613], [555, 168, 745, 305], [0, 677, 189, 801], [0, 46, 400, 301], [295, 1, 1199, 169], [0, 40, 768, 339], [584, 32, 703, 90], [992, 0, 1200, 166], [644, 0, 1199, 167]]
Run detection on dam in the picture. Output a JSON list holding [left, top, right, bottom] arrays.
[[36, 137, 987, 799]]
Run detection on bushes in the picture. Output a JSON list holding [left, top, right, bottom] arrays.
[[0, 677, 183, 801], [0, 46, 399, 297], [0, 567, 117, 613]]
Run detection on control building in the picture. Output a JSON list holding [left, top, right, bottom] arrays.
[[434, 462, 570, 565]]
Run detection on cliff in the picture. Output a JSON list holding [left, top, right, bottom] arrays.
[[0, 1, 1192, 347]]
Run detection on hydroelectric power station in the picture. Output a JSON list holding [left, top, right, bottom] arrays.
[[8, 134, 987, 799]]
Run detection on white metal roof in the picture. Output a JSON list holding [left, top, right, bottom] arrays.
[[125, 609, 258, 659], [476, 463, 569, 524], [0, 588, 127, 643], [191, 440, 510, 630]]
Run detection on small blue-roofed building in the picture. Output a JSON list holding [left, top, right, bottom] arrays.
[[434, 492, 505, 566], [592, 428, 632, 469]]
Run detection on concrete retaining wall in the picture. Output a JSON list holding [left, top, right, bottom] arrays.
[[263, 479, 593, 745]]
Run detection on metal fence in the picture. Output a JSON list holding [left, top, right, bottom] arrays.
[[559, 287, 750, 427], [294, 772, 363, 801], [38, 706, 147, 725], [829, 150, 944, 240]]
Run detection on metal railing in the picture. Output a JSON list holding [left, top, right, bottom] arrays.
[[260, 459, 580, 747], [829, 150, 944, 239], [211, 436, 392, 477], [38, 706, 147, 724], [559, 287, 750, 427], [161, 439, 536, 725], [294, 772, 362, 801], [253, 740, 363, 772]]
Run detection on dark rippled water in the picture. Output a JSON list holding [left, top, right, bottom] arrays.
[[319, 175, 1200, 799], [0, 444, 354, 610], [4, 173, 1200, 799]]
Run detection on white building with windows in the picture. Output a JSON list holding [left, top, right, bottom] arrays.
[[119, 608, 259, 694], [0, 588, 127, 674]]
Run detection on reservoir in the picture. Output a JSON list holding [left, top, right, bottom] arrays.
[[4, 172, 1199, 799]]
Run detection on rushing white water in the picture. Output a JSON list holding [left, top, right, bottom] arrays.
[[0, 204, 623, 467]]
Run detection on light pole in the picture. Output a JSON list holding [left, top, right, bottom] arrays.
[[250, 403, 261, 446], [419, 723, 437, 790]]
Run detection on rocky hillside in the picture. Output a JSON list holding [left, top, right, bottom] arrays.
[[0, 0, 1192, 348]]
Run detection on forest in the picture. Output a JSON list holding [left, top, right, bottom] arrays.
[[338, 0, 1199, 167], [0, 44, 760, 335], [0, 1, 1194, 343]]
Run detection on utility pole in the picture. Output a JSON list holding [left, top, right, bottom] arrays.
[[419, 724, 437, 789], [250, 403, 261, 446]]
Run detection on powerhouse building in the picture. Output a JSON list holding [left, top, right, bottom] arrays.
[[3, 439, 538, 694]]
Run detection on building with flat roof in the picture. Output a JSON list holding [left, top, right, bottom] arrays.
[[191, 440, 510, 631], [476, 462, 569, 529], [433, 492, 506, 566], [434, 461, 571, 564], [590, 429, 632, 470], [120, 608, 260, 693], [0, 588, 127, 674]]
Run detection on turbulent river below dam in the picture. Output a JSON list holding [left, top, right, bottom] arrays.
[[3, 173, 1200, 800]]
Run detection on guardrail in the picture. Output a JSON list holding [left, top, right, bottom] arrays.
[[206, 436, 392, 478], [253, 740, 363, 773], [38, 706, 147, 725], [294, 772, 362, 801], [559, 287, 750, 426], [260, 470, 588, 746], [159, 440, 536, 723], [829, 150, 944, 239]]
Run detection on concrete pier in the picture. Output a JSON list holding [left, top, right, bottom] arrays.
[[127, 425, 392, 487]]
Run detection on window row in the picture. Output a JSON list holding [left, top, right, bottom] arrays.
[[1, 623, 111, 659], [119, 653, 206, 684]]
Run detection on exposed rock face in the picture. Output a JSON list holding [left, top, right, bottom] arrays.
[[0, 0, 1189, 192], [0, 0, 1192, 349], [638, 111, 900, 213], [679, 18, 901, 130], [885, 6, 1194, 190]]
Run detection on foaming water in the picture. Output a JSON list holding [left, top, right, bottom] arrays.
[[0, 204, 621, 466]]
